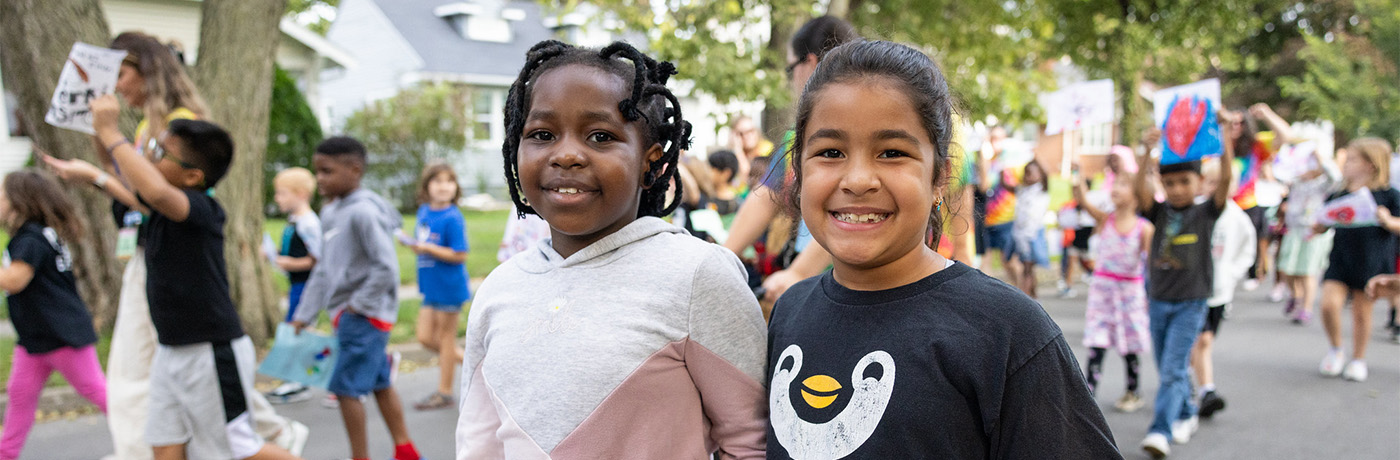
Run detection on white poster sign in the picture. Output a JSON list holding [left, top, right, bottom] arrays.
[[1043, 79, 1115, 135], [45, 43, 127, 135]]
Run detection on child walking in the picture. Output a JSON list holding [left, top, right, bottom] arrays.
[[455, 41, 767, 459], [1277, 146, 1341, 325], [766, 40, 1119, 458], [1073, 174, 1153, 413], [1133, 118, 1236, 458], [291, 137, 423, 460], [1316, 138, 1400, 382], [1011, 160, 1051, 297], [264, 167, 322, 405], [0, 170, 107, 460], [405, 163, 470, 411], [92, 94, 300, 460], [1190, 159, 1257, 420]]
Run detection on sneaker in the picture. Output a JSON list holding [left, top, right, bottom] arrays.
[[1170, 415, 1199, 444], [1319, 350, 1346, 377], [414, 391, 454, 411], [1242, 279, 1261, 291], [1390, 326, 1400, 344], [1058, 287, 1077, 299], [1283, 298, 1297, 317], [1114, 392, 1145, 413], [1141, 432, 1171, 459], [1342, 360, 1368, 382], [1291, 309, 1312, 326], [1198, 390, 1226, 418], [388, 350, 402, 384], [1268, 285, 1288, 302], [322, 393, 340, 409], [271, 420, 309, 456], [265, 382, 312, 404]]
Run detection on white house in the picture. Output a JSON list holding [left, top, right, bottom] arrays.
[[319, 0, 764, 196], [0, 0, 355, 175]]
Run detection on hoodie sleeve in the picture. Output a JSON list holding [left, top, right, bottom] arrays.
[[685, 247, 768, 459], [292, 214, 330, 325], [347, 208, 399, 320], [1228, 208, 1257, 282]]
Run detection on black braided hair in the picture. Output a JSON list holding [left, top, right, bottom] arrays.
[[502, 40, 692, 219]]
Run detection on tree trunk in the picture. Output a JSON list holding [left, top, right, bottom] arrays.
[[0, 0, 125, 331], [193, 0, 288, 346]]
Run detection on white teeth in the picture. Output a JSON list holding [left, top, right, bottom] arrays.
[[834, 213, 888, 224], [555, 188, 580, 194]]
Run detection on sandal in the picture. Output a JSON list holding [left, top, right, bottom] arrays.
[[414, 391, 453, 410]]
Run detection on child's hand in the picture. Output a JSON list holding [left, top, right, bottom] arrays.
[[1379, 206, 1393, 223], [40, 153, 102, 183], [1140, 128, 1162, 147], [1248, 103, 1274, 119], [1365, 274, 1400, 299], [90, 94, 121, 134], [290, 320, 309, 335]]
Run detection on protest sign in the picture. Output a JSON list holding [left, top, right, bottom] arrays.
[[1154, 79, 1224, 165], [45, 43, 127, 135], [1043, 79, 1115, 135], [1272, 141, 1318, 184], [1317, 188, 1379, 228]]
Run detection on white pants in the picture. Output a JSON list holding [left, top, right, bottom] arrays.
[[105, 249, 293, 459]]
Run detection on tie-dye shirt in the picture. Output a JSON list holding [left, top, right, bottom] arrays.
[[1232, 131, 1278, 210], [984, 160, 1018, 226]]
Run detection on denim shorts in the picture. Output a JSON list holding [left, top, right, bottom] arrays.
[[328, 312, 391, 397], [423, 302, 464, 313]]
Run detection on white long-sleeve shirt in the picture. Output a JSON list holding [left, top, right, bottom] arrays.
[[1209, 200, 1257, 306]]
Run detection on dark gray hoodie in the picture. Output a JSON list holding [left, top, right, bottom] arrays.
[[294, 188, 402, 326]]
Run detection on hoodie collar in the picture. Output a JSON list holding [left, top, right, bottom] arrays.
[[515, 216, 684, 273]]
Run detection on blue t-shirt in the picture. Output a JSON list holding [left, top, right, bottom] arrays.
[[416, 204, 470, 305]]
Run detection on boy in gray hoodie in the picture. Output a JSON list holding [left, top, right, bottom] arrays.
[[292, 137, 423, 460]]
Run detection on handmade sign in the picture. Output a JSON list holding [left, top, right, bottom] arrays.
[[45, 43, 127, 134], [1272, 141, 1318, 184], [257, 324, 339, 388], [1317, 188, 1379, 228], [1043, 79, 1115, 135], [1153, 79, 1223, 165]]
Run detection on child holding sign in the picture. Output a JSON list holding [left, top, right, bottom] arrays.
[[1315, 138, 1400, 382]]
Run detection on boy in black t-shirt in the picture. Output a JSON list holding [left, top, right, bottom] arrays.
[[1133, 122, 1235, 459], [92, 95, 302, 460]]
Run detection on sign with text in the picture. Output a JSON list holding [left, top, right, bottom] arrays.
[[44, 43, 126, 135], [1043, 79, 1115, 135]]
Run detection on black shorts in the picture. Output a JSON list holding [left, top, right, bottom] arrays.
[[1202, 305, 1226, 335], [1072, 226, 1093, 251], [1245, 206, 1271, 239]]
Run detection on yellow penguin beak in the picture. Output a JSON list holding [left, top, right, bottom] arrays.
[[800, 375, 842, 409]]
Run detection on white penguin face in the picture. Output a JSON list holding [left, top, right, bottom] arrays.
[[770, 344, 897, 460]]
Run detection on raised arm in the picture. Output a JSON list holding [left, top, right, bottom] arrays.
[[1249, 103, 1293, 146], [1071, 178, 1108, 225], [1215, 112, 1238, 210], [91, 95, 190, 221], [40, 152, 148, 214], [723, 186, 780, 256]]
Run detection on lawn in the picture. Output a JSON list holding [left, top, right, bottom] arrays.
[[264, 208, 511, 287]]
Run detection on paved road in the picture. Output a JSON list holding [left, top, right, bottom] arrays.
[[16, 282, 1400, 459]]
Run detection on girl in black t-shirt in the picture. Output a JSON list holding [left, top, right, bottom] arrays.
[[0, 170, 106, 460], [767, 40, 1119, 459], [1315, 138, 1400, 383]]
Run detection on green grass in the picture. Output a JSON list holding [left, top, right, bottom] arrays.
[[264, 208, 510, 287]]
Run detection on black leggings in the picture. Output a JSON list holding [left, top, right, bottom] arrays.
[[1085, 348, 1140, 394]]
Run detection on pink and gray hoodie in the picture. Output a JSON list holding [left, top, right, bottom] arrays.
[[455, 216, 768, 459]]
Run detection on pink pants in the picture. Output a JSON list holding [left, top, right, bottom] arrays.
[[0, 345, 107, 460]]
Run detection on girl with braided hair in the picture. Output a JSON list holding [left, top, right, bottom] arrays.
[[455, 41, 767, 459]]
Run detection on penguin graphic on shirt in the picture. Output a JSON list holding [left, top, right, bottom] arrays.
[[770, 344, 896, 459]]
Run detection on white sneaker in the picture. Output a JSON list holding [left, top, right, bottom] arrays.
[[272, 420, 310, 456], [1342, 360, 1368, 382], [1141, 432, 1171, 458], [1170, 416, 1199, 444], [1242, 279, 1261, 291], [1319, 350, 1347, 377], [322, 393, 340, 409]]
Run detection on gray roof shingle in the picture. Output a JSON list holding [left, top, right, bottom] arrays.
[[372, 0, 557, 81]]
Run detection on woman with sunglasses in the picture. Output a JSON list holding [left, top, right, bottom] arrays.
[[43, 32, 310, 460]]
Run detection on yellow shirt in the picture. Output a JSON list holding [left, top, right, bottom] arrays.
[[134, 107, 199, 155]]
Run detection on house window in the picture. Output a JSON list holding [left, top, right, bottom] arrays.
[[471, 87, 506, 148]]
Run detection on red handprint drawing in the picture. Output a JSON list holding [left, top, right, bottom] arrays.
[[1165, 96, 1207, 157]]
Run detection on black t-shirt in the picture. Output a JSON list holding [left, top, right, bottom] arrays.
[[4, 222, 97, 353], [767, 263, 1121, 459], [143, 189, 244, 345], [1325, 187, 1400, 288], [1143, 200, 1222, 301]]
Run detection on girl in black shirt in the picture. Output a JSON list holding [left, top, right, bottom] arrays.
[[0, 170, 106, 460]]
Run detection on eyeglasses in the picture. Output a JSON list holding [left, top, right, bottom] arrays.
[[784, 59, 802, 79], [155, 137, 198, 170]]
